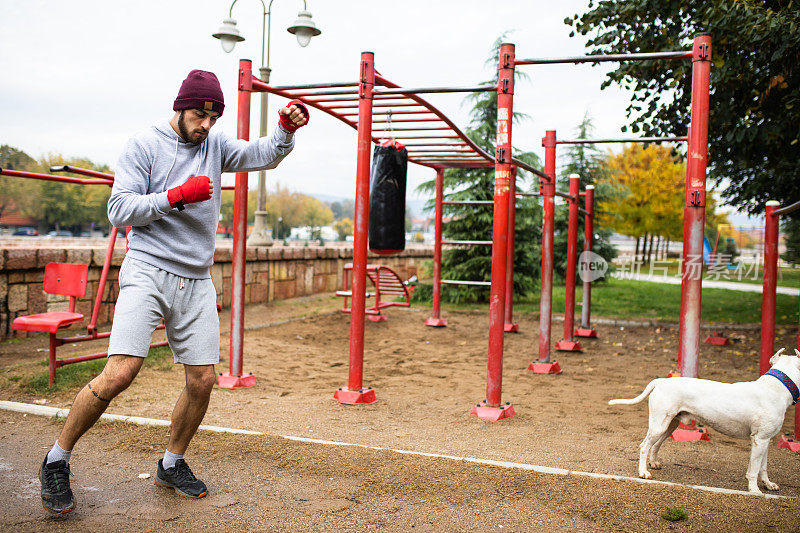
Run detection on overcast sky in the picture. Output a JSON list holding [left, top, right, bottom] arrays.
[[3, 0, 744, 218]]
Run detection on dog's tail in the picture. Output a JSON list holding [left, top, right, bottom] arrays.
[[608, 379, 662, 406]]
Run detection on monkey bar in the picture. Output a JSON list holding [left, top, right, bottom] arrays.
[[231, 56, 509, 402]]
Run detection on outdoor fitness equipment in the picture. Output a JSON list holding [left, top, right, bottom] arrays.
[[0, 166, 234, 387], [512, 36, 711, 386], [368, 142, 408, 255], [225, 35, 712, 422], [760, 199, 800, 451], [0, 167, 157, 385]]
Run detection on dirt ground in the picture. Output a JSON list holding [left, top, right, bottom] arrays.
[[2, 294, 800, 531]]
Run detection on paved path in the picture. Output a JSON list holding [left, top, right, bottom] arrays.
[[2, 409, 798, 532], [626, 276, 799, 296]]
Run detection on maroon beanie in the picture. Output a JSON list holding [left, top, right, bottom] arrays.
[[173, 70, 224, 116]]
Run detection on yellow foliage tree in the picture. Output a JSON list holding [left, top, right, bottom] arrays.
[[598, 144, 684, 242], [598, 144, 728, 260]]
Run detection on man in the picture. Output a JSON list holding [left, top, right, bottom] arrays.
[[39, 69, 308, 514]]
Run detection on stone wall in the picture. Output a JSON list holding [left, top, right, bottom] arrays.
[[0, 245, 432, 340]]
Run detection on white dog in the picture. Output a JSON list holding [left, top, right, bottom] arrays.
[[609, 348, 800, 494]]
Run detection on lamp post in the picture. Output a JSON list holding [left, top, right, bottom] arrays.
[[213, 0, 321, 246]]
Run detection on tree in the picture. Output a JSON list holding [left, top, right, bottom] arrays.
[[597, 144, 686, 256], [418, 37, 543, 303], [0, 145, 38, 222], [264, 183, 307, 233], [555, 113, 617, 275], [567, 1, 800, 214], [300, 196, 334, 239], [782, 219, 800, 265], [329, 198, 355, 221], [333, 217, 353, 241]]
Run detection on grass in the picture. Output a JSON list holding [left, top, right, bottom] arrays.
[[662, 508, 688, 522], [22, 344, 174, 395], [416, 277, 799, 325]]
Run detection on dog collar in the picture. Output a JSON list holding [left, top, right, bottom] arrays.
[[765, 369, 800, 405]]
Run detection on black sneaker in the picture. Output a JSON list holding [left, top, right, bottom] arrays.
[[155, 459, 208, 499], [39, 458, 75, 515]]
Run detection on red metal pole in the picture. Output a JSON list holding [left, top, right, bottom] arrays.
[[760, 202, 780, 375], [556, 173, 582, 351], [426, 168, 447, 327], [677, 34, 711, 379], [335, 51, 377, 404], [471, 43, 515, 421], [529, 130, 561, 373], [88, 226, 118, 334], [576, 185, 597, 337], [219, 59, 256, 389], [504, 167, 519, 332]]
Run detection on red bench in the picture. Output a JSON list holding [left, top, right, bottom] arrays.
[[337, 263, 412, 322]]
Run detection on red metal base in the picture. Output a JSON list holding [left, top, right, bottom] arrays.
[[334, 386, 377, 404], [470, 401, 516, 421], [555, 339, 582, 352], [367, 314, 388, 322], [776, 434, 800, 451], [425, 317, 448, 327], [574, 327, 597, 338], [528, 361, 562, 374], [504, 322, 519, 332], [217, 372, 256, 389], [670, 422, 709, 441], [704, 332, 729, 346]]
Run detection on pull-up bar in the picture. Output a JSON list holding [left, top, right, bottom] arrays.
[[773, 200, 800, 217], [373, 85, 496, 95], [556, 136, 688, 144], [515, 50, 692, 65], [267, 81, 358, 90], [0, 168, 113, 187], [443, 200, 494, 205], [441, 280, 492, 286], [50, 165, 115, 180]]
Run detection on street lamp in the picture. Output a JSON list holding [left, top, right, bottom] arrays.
[[212, 0, 321, 246]]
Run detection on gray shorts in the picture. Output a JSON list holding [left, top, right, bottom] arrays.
[[108, 257, 220, 365]]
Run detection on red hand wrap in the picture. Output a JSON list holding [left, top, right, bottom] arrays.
[[278, 99, 309, 132], [168, 175, 212, 210]]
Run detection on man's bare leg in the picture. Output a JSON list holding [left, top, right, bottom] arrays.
[[167, 364, 216, 454], [154, 364, 215, 499], [40, 354, 144, 514], [57, 355, 144, 451]]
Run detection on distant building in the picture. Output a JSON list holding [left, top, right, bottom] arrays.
[[0, 199, 38, 234]]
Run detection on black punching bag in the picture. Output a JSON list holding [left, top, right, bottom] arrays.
[[369, 142, 408, 255]]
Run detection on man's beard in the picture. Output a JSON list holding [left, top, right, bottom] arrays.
[[178, 110, 206, 145]]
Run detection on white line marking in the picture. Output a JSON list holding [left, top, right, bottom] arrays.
[[0, 400, 788, 499]]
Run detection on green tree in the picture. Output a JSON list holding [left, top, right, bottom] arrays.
[[28, 154, 112, 233], [417, 37, 543, 303], [555, 113, 617, 276], [782, 219, 800, 265], [566, 0, 800, 214], [0, 145, 38, 223]]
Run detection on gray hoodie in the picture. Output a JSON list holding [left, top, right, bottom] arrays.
[[108, 122, 294, 278]]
